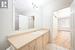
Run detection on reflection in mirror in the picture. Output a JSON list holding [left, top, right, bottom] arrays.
[[14, 0, 36, 31], [15, 14, 34, 31]]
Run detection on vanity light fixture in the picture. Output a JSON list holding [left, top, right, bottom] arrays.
[[32, 2, 38, 8]]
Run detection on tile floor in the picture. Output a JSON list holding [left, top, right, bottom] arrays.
[[46, 43, 68, 50]]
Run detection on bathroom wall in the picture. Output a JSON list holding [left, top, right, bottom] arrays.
[[70, 0, 75, 50], [0, 0, 13, 50]]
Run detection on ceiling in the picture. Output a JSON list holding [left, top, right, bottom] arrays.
[[15, 0, 73, 13], [54, 7, 72, 18]]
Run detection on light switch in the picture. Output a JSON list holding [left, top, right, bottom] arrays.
[[0, 0, 8, 8]]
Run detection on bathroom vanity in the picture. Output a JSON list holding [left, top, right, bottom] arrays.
[[8, 28, 50, 50]]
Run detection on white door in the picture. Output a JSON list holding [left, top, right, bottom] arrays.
[[19, 15, 29, 31], [53, 16, 58, 42]]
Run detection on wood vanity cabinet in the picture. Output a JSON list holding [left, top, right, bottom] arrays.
[[35, 36, 43, 50], [19, 44, 29, 50], [43, 33, 49, 50], [19, 33, 49, 50], [8, 29, 50, 50], [19, 40, 35, 50]]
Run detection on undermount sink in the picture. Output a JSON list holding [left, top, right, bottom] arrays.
[[32, 32, 39, 35]]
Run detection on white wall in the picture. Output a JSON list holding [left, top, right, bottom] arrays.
[[0, 0, 13, 50], [71, 0, 75, 50]]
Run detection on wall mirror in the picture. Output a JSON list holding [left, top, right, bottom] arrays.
[[14, 0, 35, 31], [15, 14, 35, 31]]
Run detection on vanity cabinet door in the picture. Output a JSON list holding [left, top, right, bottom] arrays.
[[46, 33, 49, 44], [43, 33, 49, 50], [19, 41, 35, 50], [35, 36, 43, 50], [19, 44, 30, 50], [29, 40, 35, 50]]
